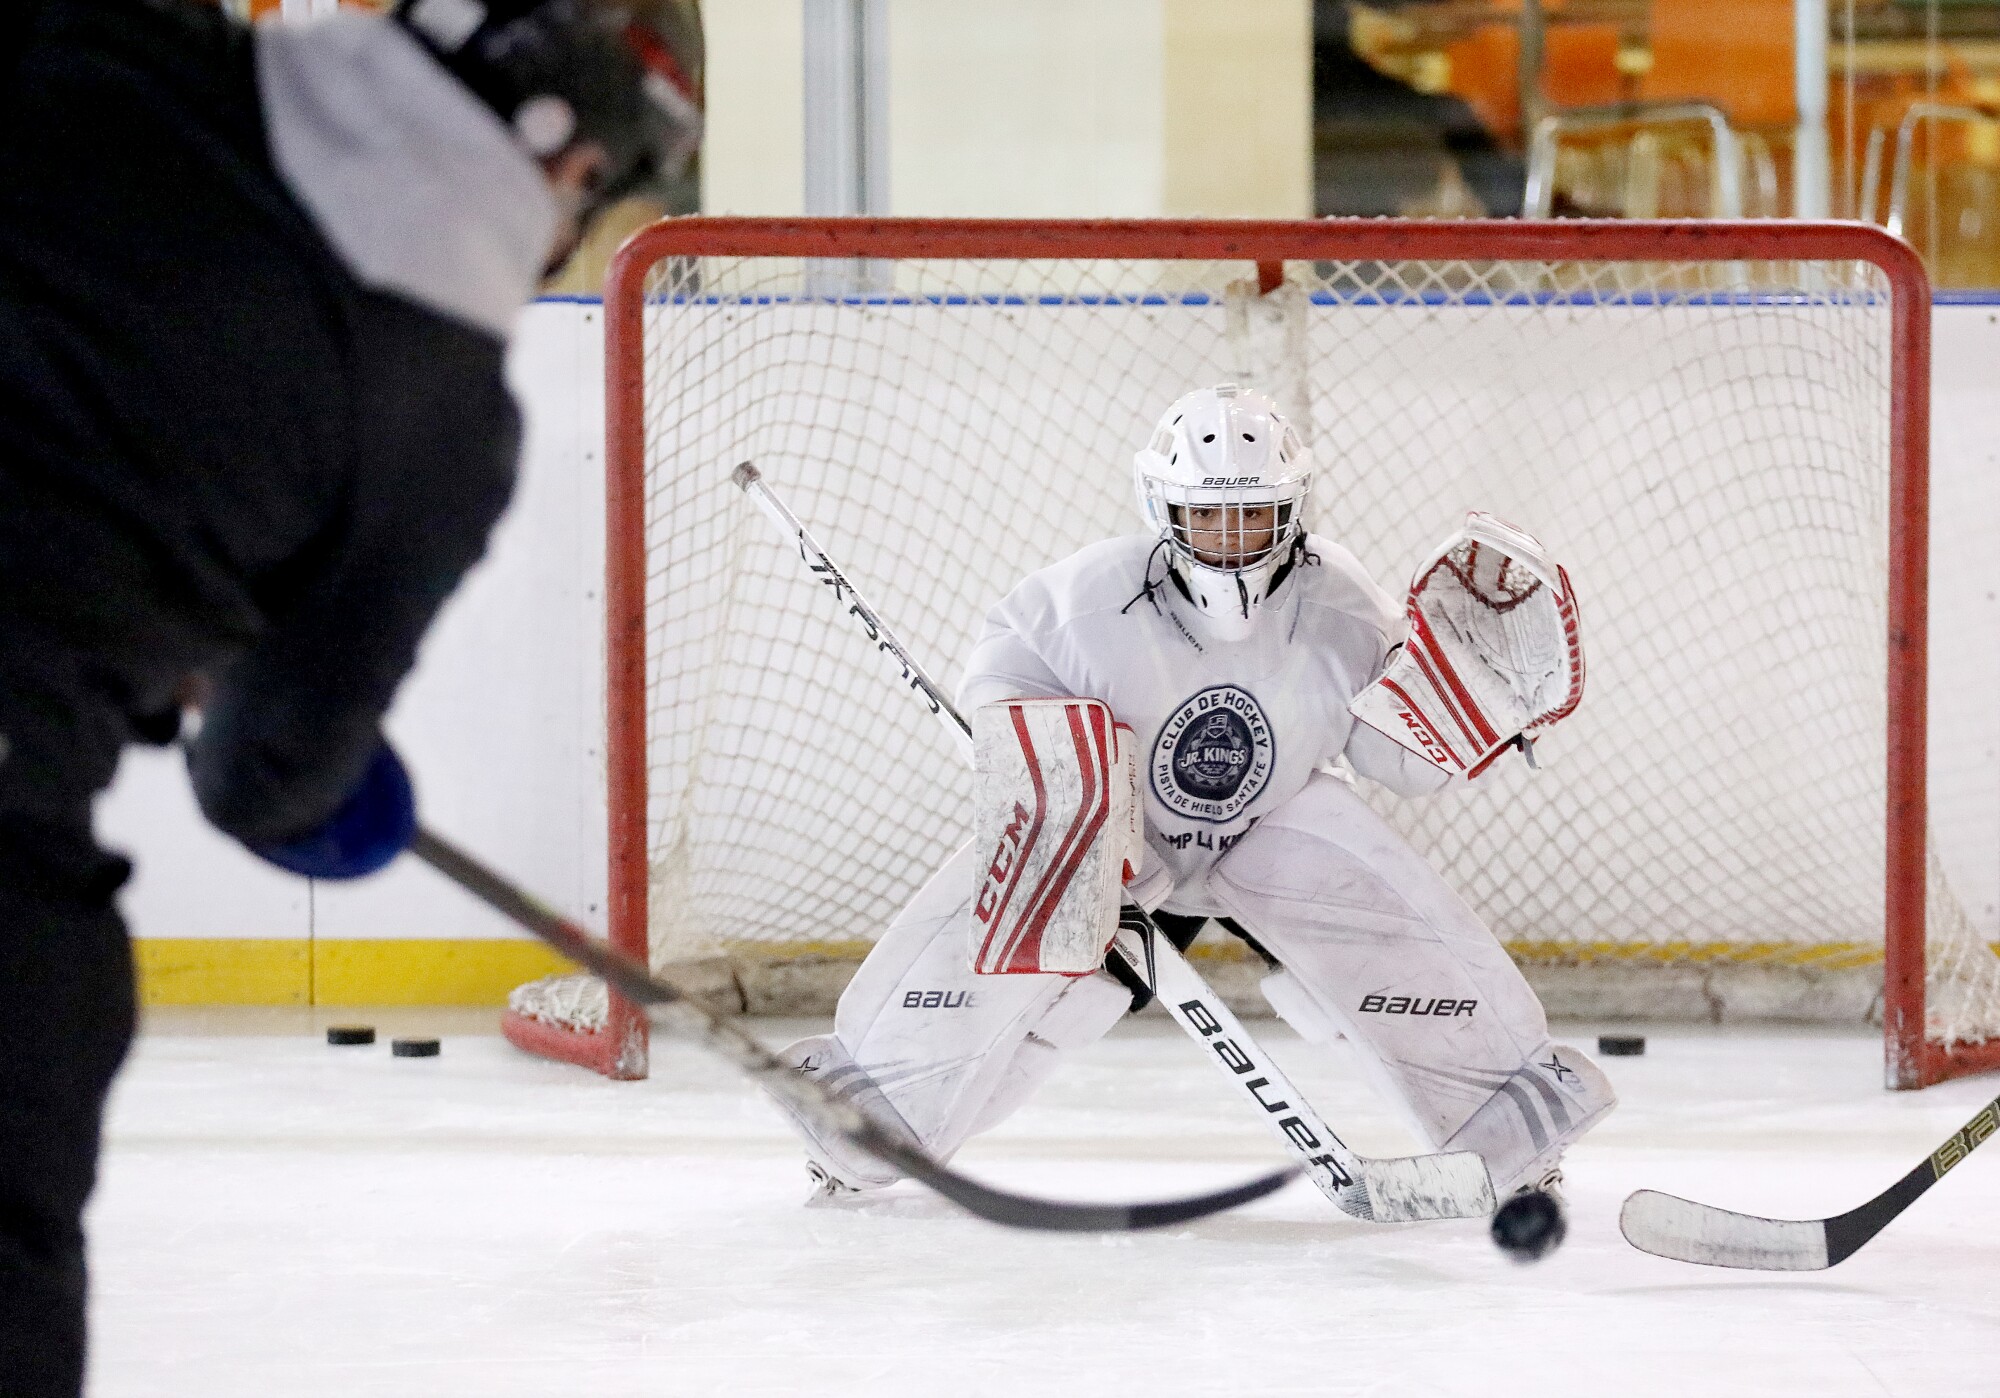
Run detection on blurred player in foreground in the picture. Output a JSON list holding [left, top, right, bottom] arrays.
[[776, 385, 1616, 1217], [0, 2, 695, 1391]]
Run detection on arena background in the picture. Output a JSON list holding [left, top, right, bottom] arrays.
[[144, 0, 2000, 1006]]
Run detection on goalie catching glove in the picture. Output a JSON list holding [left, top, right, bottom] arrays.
[[1349, 512, 1584, 779], [969, 698, 1143, 975]]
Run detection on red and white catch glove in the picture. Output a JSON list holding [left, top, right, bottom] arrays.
[[1348, 512, 1584, 779]]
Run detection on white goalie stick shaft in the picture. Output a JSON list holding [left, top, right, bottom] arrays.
[[733, 463, 970, 750], [409, 827, 1291, 1231], [1620, 1091, 2000, 1270], [1111, 919, 1493, 1222], [735, 462, 1496, 1224]]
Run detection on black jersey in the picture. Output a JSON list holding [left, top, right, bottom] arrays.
[[0, 0, 521, 842]]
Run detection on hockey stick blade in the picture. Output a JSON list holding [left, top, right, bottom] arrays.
[[1359, 1153, 1501, 1224], [410, 827, 1295, 1232], [1620, 1091, 2000, 1269], [1618, 1192, 1829, 1271]]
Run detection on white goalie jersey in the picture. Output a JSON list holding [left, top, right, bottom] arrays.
[[959, 533, 1452, 917]]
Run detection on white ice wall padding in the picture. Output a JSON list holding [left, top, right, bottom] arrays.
[[634, 255, 2000, 1049]]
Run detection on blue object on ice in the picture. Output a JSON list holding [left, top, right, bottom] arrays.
[[251, 744, 416, 880]]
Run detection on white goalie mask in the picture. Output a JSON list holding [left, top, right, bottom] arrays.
[[1132, 384, 1313, 642]]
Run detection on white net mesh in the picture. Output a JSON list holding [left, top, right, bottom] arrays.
[[508, 972, 609, 1034], [626, 248, 2000, 1052]]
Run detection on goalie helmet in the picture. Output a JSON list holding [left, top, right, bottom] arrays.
[[1132, 384, 1313, 642]]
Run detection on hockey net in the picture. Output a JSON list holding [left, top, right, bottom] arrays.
[[506, 217, 2000, 1091]]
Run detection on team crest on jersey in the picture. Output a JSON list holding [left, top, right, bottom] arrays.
[[1151, 685, 1274, 822]]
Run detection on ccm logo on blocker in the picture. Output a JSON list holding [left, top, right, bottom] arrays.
[[1359, 994, 1476, 1016]]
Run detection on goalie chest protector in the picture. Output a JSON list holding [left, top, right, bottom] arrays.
[[969, 698, 1141, 976]]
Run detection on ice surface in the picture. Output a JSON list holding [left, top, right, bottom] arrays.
[[89, 1018, 2000, 1397]]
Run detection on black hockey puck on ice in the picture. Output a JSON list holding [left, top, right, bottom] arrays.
[[326, 1026, 376, 1046], [1491, 1189, 1567, 1262], [1598, 1034, 1646, 1056], [391, 1038, 441, 1058]]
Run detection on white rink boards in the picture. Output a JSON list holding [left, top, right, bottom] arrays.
[[90, 1017, 2000, 1397]]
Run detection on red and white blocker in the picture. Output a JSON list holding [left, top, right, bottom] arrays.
[[968, 698, 1140, 975], [773, 764, 1615, 1200]]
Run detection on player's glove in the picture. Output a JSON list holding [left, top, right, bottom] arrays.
[[248, 743, 417, 880]]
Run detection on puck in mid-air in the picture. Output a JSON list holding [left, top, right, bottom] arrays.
[[391, 1037, 441, 1058], [1491, 1189, 1567, 1262], [326, 1026, 376, 1046], [1598, 1034, 1646, 1056]]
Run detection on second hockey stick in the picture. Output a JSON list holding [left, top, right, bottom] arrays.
[[409, 827, 1292, 1232], [735, 461, 1496, 1224], [1619, 1092, 2000, 1269], [174, 718, 1281, 1228]]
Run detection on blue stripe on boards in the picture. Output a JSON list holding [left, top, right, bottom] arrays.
[[618, 289, 1916, 310]]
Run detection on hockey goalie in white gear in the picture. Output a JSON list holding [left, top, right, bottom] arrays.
[[774, 385, 1614, 1207]]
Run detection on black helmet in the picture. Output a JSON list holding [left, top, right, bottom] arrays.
[[394, 0, 701, 215]]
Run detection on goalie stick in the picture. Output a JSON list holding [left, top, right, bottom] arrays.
[[1620, 1091, 2000, 1270], [409, 827, 1293, 1231], [735, 461, 1497, 1224], [1108, 914, 1496, 1222]]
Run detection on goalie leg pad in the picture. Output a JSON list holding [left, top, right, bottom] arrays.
[[774, 842, 1130, 1186], [962, 975, 1131, 1139], [770, 1034, 923, 1191], [1259, 968, 1343, 1045], [1207, 772, 1615, 1179], [1435, 1040, 1617, 1196]]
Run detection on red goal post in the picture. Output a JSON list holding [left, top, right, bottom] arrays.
[[512, 215, 1992, 1092]]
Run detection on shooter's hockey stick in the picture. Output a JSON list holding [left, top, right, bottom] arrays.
[[172, 723, 1264, 1228], [410, 827, 1292, 1231], [1619, 1092, 2000, 1269], [735, 461, 1496, 1224]]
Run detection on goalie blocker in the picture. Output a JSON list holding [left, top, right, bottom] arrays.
[[1349, 512, 1584, 778], [970, 699, 1142, 976]]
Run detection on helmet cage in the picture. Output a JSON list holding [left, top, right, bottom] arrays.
[[1131, 384, 1314, 639], [1144, 480, 1311, 578]]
